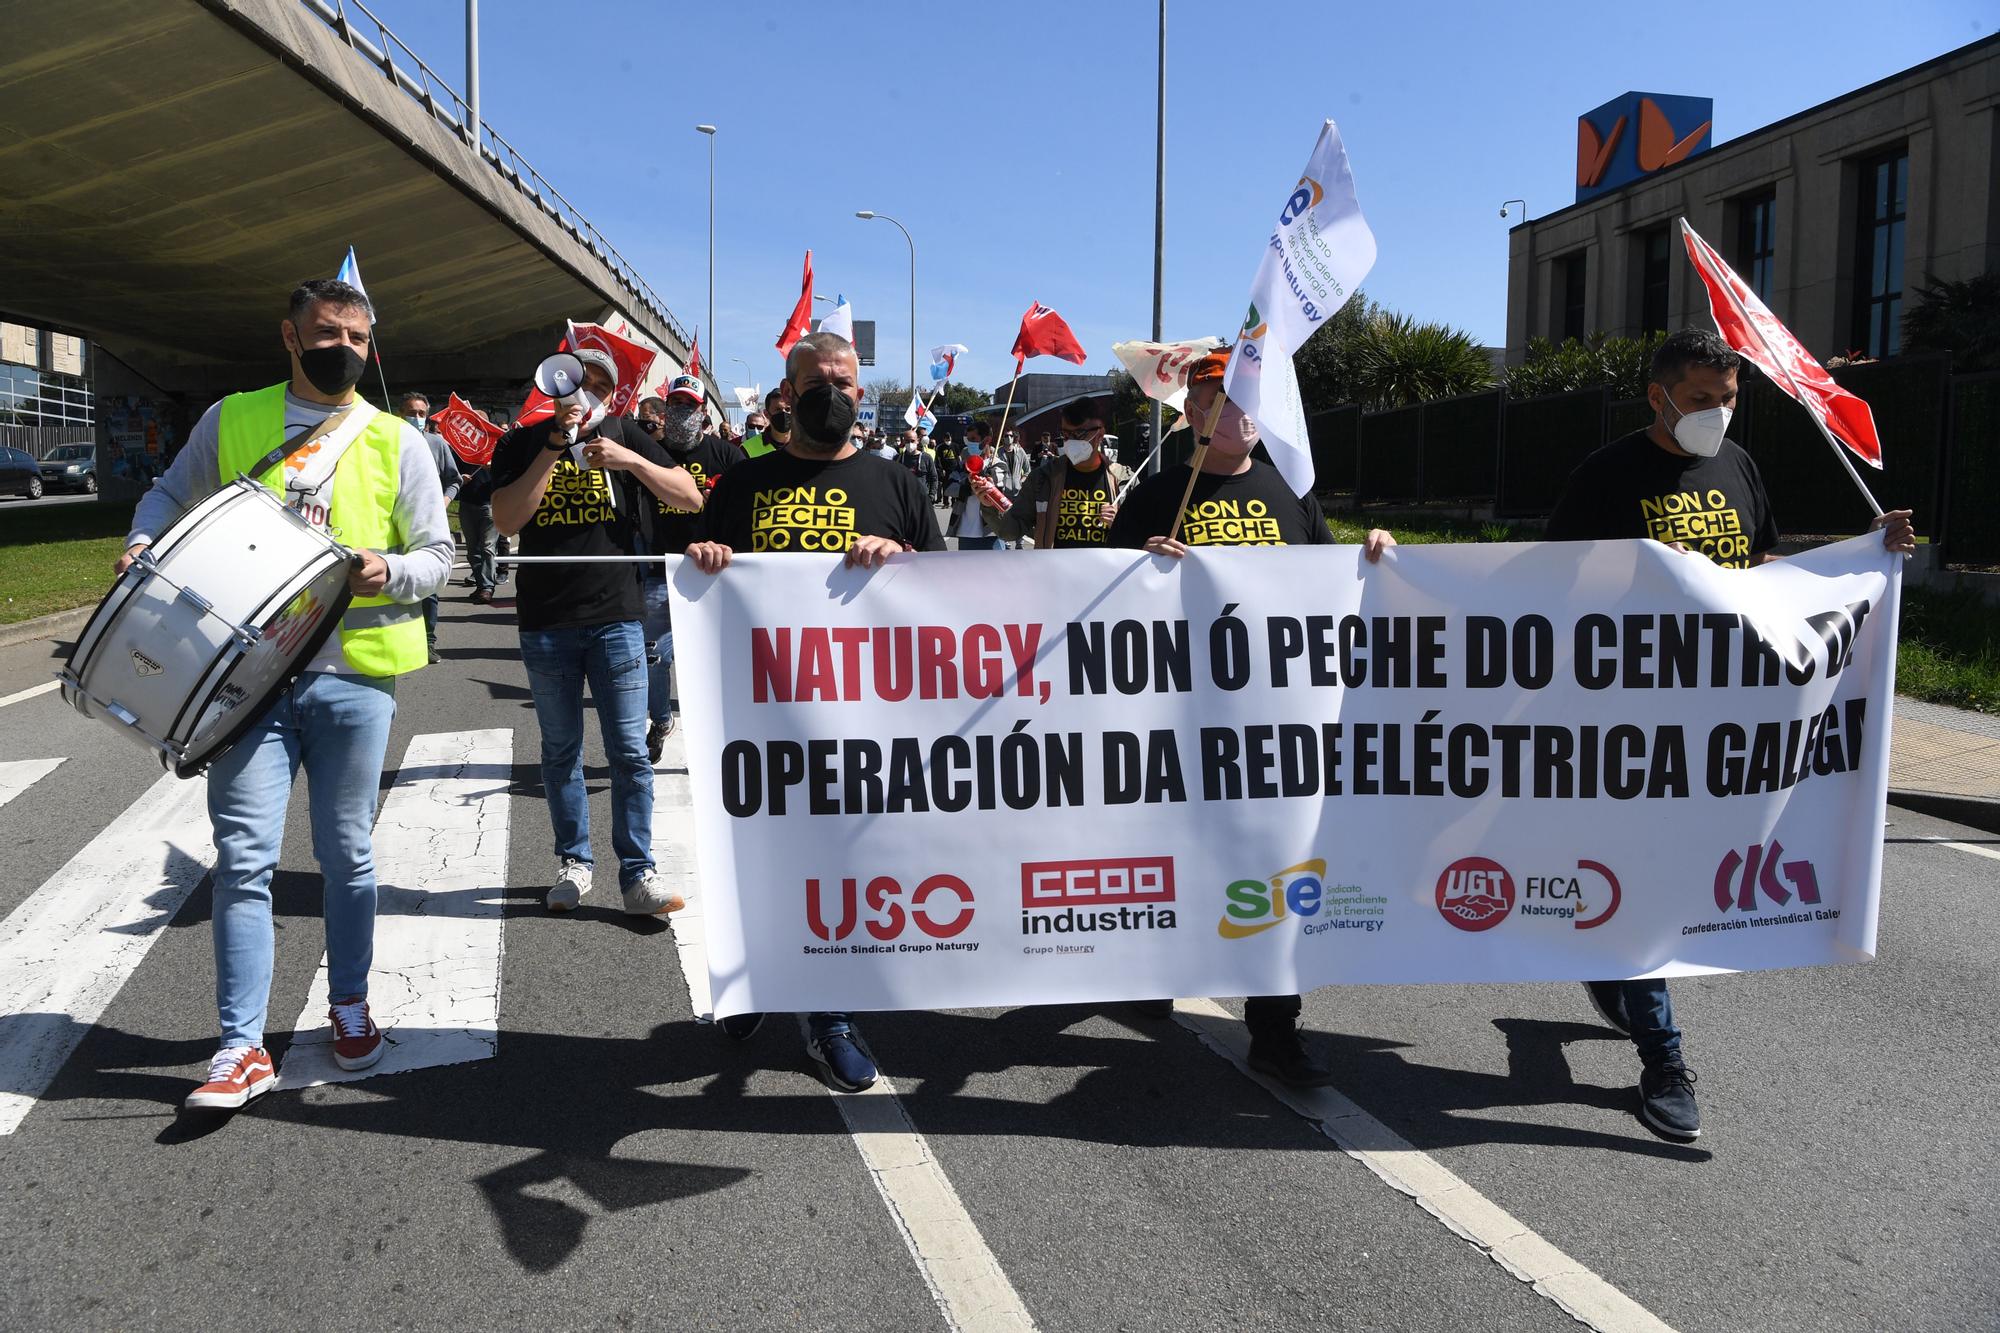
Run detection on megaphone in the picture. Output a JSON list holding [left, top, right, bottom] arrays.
[[534, 351, 602, 442]]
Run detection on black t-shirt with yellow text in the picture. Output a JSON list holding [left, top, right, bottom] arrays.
[[1035, 460, 1117, 548], [699, 448, 945, 555], [1109, 460, 1335, 548], [1545, 429, 1778, 569], [490, 413, 677, 630], [648, 434, 747, 555]]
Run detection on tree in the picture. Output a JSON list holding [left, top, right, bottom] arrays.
[[1293, 289, 1385, 411], [1505, 332, 1666, 401], [1903, 272, 2000, 372], [932, 381, 991, 413], [1345, 312, 1497, 410]]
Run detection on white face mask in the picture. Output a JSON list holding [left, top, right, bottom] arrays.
[[1063, 437, 1095, 465], [1662, 392, 1731, 458], [406, 414, 426, 430]]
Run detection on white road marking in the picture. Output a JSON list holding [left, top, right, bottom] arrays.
[[0, 758, 64, 812], [1173, 999, 1676, 1333], [0, 681, 60, 709], [0, 771, 214, 1135], [654, 727, 1036, 1332], [276, 730, 512, 1089], [1942, 841, 2000, 863], [651, 728, 710, 1020]]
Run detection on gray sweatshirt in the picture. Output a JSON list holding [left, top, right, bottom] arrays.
[[128, 389, 453, 675]]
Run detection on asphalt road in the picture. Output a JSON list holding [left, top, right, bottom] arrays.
[[0, 561, 1994, 1332], [0, 490, 96, 512]]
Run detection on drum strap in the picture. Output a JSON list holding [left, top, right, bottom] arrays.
[[245, 402, 380, 482]]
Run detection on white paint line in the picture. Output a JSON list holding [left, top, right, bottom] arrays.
[[0, 758, 64, 813], [0, 771, 214, 1135], [822, 1031, 1039, 1333], [1942, 841, 2000, 863], [655, 729, 1035, 1331], [1173, 999, 1677, 1333], [652, 727, 710, 1020], [276, 729, 512, 1089], [0, 681, 60, 709]]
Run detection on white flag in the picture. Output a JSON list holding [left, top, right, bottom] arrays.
[[1111, 336, 1225, 416], [1223, 120, 1376, 494], [732, 385, 760, 410], [821, 294, 854, 341]]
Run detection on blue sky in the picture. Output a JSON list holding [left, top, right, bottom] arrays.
[[363, 0, 1988, 398]]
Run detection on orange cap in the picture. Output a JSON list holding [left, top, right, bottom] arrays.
[[1188, 346, 1230, 387]]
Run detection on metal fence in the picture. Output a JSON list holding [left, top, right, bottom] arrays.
[[1310, 354, 1989, 564], [0, 425, 95, 460]]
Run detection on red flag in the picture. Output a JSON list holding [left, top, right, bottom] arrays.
[[1680, 219, 1882, 469], [687, 331, 702, 379], [1011, 301, 1087, 370], [517, 321, 660, 427], [776, 250, 814, 356], [431, 392, 505, 466]]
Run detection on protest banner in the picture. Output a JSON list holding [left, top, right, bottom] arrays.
[[668, 538, 1899, 1019]]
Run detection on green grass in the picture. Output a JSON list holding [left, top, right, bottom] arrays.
[[0, 501, 135, 626], [1328, 509, 2000, 717], [1896, 586, 2000, 715]]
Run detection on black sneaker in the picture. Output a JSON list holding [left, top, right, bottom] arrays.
[[647, 718, 672, 763], [718, 1012, 765, 1041], [807, 1030, 877, 1092], [1247, 1025, 1337, 1088], [1638, 1060, 1701, 1140], [1583, 981, 1632, 1037], [427, 644, 441, 665]]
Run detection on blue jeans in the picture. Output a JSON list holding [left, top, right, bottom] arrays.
[[639, 575, 675, 727], [207, 672, 398, 1047], [1619, 978, 1682, 1064], [519, 620, 654, 885], [959, 534, 1006, 551], [809, 1012, 852, 1039]]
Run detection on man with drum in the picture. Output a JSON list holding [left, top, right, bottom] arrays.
[[116, 277, 453, 1111]]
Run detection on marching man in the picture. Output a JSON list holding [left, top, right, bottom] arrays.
[[118, 278, 452, 1110]]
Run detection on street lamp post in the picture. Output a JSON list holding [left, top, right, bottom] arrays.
[[697, 125, 716, 373], [855, 210, 915, 394]]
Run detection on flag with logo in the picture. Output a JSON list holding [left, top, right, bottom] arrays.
[[1679, 218, 1882, 470], [517, 321, 659, 426], [777, 250, 814, 355], [732, 385, 761, 410], [1223, 120, 1377, 495], [904, 391, 935, 431], [820, 294, 855, 342], [431, 392, 505, 466], [334, 246, 373, 322], [1111, 336, 1226, 417], [1011, 302, 1087, 370], [929, 343, 969, 382]]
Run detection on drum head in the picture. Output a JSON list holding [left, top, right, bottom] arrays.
[[173, 556, 356, 777]]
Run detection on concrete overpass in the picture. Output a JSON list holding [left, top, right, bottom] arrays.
[[0, 0, 711, 417]]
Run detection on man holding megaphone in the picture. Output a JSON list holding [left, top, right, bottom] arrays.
[[492, 346, 702, 918]]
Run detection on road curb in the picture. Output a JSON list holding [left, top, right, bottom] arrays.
[[1889, 789, 2000, 837], [0, 604, 92, 650]]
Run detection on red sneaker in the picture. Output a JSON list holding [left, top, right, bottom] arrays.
[[329, 997, 384, 1071], [185, 1046, 276, 1110]]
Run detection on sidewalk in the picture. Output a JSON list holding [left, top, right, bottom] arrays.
[[1890, 696, 2000, 830]]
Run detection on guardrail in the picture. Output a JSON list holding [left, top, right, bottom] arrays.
[[298, 0, 693, 353]]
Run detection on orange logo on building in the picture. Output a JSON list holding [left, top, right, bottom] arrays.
[[1635, 96, 1710, 172], [1576, 114, 1626, 189]]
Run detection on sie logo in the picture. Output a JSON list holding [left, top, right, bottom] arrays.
[[1575, 93, 1712, 202], [1218, 859, 1330, 939]]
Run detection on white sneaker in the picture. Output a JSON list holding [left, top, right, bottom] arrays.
[[620, 868, 685, 916], [547, 857, 591, 912]]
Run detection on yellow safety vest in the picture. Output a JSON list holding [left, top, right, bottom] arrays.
[[215, 382, 427, 677]]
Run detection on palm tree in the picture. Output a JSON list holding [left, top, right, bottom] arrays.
[[1347, 313, 1497, 410]]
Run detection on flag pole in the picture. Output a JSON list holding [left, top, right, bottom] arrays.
[[1166, 391, 1229, 543], [990, 366, 1024, 459], [1807, 410, 1884, 519]]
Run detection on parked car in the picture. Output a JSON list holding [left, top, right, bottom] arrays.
[[38, 443, 97, 494], [0, 447, 43, 500]]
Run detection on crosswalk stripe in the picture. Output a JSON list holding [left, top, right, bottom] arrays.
[[652, 728, 711, 1020], [0, 681, 61, 709], [0, 771, 215, 1136], [276, 729, 513, 1089], [0, 758, 64, 812], [656, 727, 1038, 1332]]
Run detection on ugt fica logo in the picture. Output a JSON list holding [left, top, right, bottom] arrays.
[[1435, 858, 1622, 933]]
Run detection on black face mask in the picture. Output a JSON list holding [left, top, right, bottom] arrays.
[[294, 340, 366, 395], [767, 409, 792, 435], [792, 384, 856, 446]]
